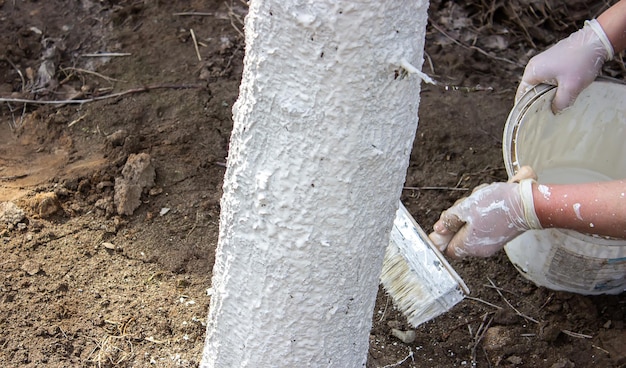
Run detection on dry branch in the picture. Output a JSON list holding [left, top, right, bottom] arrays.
[[173, 12, 214, 16], [0, 84, 206, 105], [488, 278, 539, 324]]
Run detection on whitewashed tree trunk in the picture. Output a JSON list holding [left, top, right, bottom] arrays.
[[201, 1, 429, 367]]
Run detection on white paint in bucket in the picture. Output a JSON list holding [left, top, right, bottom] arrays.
[[537, 167, 612, 185], [503, 80, 626, 295]]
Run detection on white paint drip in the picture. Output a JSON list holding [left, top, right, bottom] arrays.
[[399, 58, 436, 84], [537, 184, 551, 200], [255, 170, 272, 190], [483, 200, 509, 213], [295, 12, 316, 27], [572, 203, 583, 221]]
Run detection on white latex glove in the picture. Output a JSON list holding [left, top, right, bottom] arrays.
[[515, 19, 614, 113], [428, 178, 542, 259]]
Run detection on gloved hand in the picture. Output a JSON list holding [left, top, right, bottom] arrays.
[[428, 167, 542, 259], [515, 19, 614, 114]]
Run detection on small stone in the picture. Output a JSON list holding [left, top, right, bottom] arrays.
[[21, 260, 41, 276], [550, 358, 575, 368], [54, 186, 70, 198], [149, 187, 163, 196], [0, 202, 25, 227], [107, 129, 128, 147], [386, 320, 402, 329], [101, 242, 116, 250], [539, 322, 562, 342], [483, 326, 514, 351], [391, 328, 416, 344], [94, 198, 112, 210], [32, 192, 62, 218], [506, 355, 523, 365], [114, 153, 155, 216], [96, 181, 114, 190]]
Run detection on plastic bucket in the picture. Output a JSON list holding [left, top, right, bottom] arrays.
[[503, 79, 626, 295]]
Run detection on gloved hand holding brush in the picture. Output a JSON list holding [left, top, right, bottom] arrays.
[[430, 164, 626, 259], [429, 167, 541, 258]]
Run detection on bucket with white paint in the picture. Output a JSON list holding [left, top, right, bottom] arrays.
[[503, 79, 626, 295]]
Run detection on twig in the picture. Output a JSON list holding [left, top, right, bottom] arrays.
[[0, 84, 205, 105], [60, 67, 122, 82], [538, 293, 554, 311], [68, 114, 88, 128], [487, 278, 539, 324], [482, 283, 519, 296], [505, 2, 537, 49], [428, 18, 523, 68], [592, 344, 611, 354], [144, 336, 168, 344], [380, 348, 413, 368], [1, 56, 26, 92], [465, 296, 502, 310], [146, 271, 164, 283], [226, 1, 245, 38], [442, 84, 494, 93], [562, 330, 592, 339], [190, 29, 202, 61], [173, 12, 214, 16], [465, 165, 506, 177], [378, 296, 390, 322], [442, 316, 482, 340], [419, 54, 495, 93], [80, 53, 131, 57], [186, 210, 203, 239], [5, 101, 26, 131], [403, 186, 469, 191], [471, 313, 494, 366], [482, 346, 492, 368], [423, 51, 435, 75]]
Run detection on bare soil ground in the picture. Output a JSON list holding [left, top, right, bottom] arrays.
[[0, 1, 624, 367]]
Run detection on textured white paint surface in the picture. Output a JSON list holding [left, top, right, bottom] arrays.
[[201, 1, 429, 367]]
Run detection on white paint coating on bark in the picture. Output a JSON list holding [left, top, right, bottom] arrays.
[[201, 1, 429, 367]]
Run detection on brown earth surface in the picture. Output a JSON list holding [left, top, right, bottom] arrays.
[[0, 1, 624, 367]]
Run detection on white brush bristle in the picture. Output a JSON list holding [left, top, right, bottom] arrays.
[[381, 242, 453, 327]]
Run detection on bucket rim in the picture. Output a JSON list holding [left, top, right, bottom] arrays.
[[504, 77, 626, 178], [503, 83, 555, 178], [502, 79, 626, 245]]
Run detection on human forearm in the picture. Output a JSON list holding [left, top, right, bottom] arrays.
[[598, 0, 626, 54], [532, 180, 626, 238]]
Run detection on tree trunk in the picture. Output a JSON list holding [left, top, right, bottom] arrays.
[[201, 1, 429, 367]]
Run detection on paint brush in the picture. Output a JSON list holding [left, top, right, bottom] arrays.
[[380, 202, 470, 327]]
